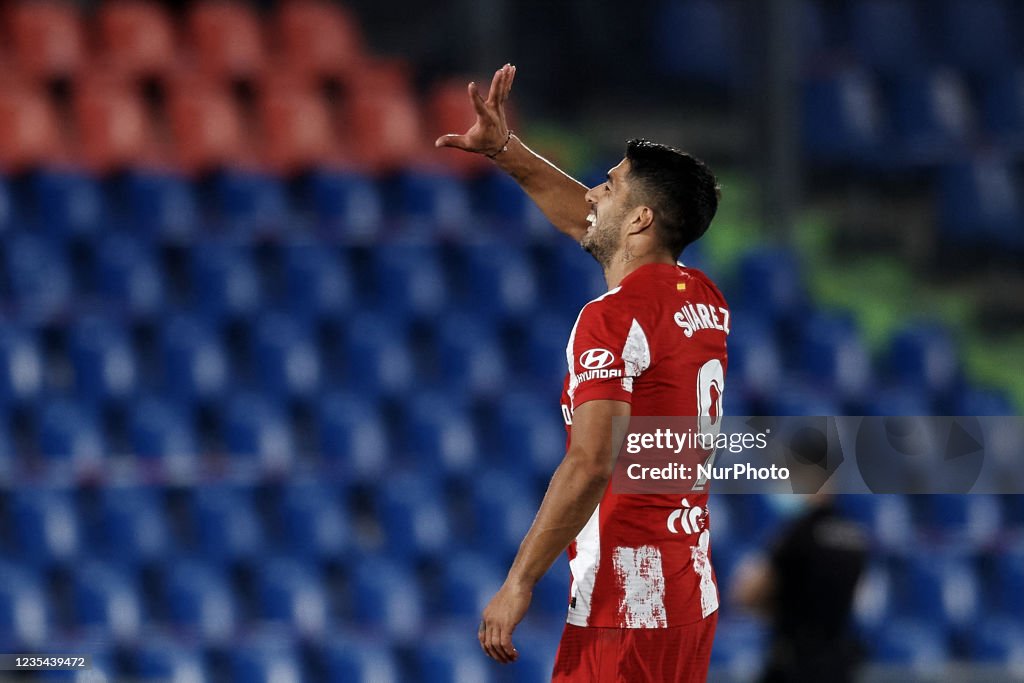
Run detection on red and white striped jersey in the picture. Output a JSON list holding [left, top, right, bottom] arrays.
[[559, 262, 729, 628]]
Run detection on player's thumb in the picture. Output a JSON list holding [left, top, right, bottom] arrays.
[[434, 134, 467, 150]]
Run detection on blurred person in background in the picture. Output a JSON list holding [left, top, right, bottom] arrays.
[[732, 491, 868, 683], [437, 63, 727, 682]]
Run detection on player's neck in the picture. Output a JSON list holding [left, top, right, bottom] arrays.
[[603, 251, 676, 289]]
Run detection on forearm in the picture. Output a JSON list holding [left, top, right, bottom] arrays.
[[493, 134, 590, 241], [505, 449, 610, 588]]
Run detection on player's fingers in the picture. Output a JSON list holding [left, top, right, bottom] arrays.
[[499, 64, 514, 104], [485, 66, 505, 106], [499, 628, 519, 662], [488, 626, 511, 664], [468, 81, 488, 116]]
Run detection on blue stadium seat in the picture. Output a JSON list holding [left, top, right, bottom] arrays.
[[846, 0, 929, 77], [441, 552, 505, 618], [303, 170, 383, 239], [896, 552, 979, 632], [11, 489, 81, 566], [936, 0, 1016, 75], [416, 625, 494, 683], [915, 494, 1001, 545], [213, 169, 290, 233], [802, 68, 885, 164], [191, 484, 264, 564], [471, 469, 538, 557], [499, 391, 566, 477], [256, 558, 328, 637], [388, 170, 472, 232], [404, 391, 478, 475], [223, 392, 296, 472], [863, 386, 933, 416], [991, 546, 1024, 618], [969, 616, 1024, 666], [283, 244, 353, 321], [473, 171, 551, 237], [38, 652, 117, 682], [836, 495, 913, 550], [280, 480, 351, 560], [708, 615, 767, 677], [0, 421, 13, 482], [525, 312, 574, 389], [852, 561, 893, 637], [0, 562, 50, 647], [724, 312, 782, 400], [98, 485, 171, 566], [767, 384, 841, 417], [371, 244, 448, 316], [94, 235, 165, 317], [953, 387, 1016, 416], [317, 391, 389, 479], [252, 314, 321, 400], [887, 70, 976, 164], [230, 641, 305, 683], [5, 234, 72, 322], [129, 396, 200, 477], [872, 618, 949, 670], [799, 311, 871, 400], [352, 556, 424, 640], [134, 640, 207, 683], [0, 326, 44, 406], [887, 323, 961, 397], [37, 400, 105, 470], [434, 312, 508, 396], [73, 561, 143, 641], [32, 170, 105, 239], [343, 311, 414, 396], [377, 473, 453, 561], [190, 243, 263, 321], [159, 315, 230, 403], [0, 178, 18, 235], [938, 156, 1023, 251], [980, 68, 1024, 153], [163, 559, 236, 641], [508, 623, 562, 683], [68, 316, 138, 403], [548, 240, 607, 316], [459, 243, 539, 318], [533, 559, 572, 621], [120, 171, 200, 238], [654, 0, 740, 87], [323, 637, 400, 683], [737, 248, 807, 323]]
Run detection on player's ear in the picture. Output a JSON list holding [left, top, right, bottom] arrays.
[[628, 205, 655, 234]]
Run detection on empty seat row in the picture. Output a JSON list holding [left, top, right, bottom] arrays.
[[656, 0, 1024, 86], [3, 0, 367, 84]]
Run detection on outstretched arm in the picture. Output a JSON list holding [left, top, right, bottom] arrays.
[[435, 64, 591, 242], [477, 399, 629, 664]]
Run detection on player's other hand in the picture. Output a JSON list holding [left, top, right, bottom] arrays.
[[435, 63, 515, 157], [478, 579, 531, 664]]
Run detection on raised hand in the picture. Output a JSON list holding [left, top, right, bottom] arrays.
[[435, 63, 515, 157]]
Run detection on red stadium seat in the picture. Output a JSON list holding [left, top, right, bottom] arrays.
[[97, 0, 178, 80], [428, 79, 495, 175], [73, 76, 159, 172], [275, 0, 365, 80], [0, 82, 65, 171], [341, 82, 425, 172], [188, 0, 266, 82], [166, 75, 250, 172], [6, 0, 86, 80], [257, 70, 341, 173]]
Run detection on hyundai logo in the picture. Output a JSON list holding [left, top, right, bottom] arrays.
[[580, 348, 615, 370]]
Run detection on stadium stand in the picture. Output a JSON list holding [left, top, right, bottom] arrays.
[[0, 1, 1019, 681]]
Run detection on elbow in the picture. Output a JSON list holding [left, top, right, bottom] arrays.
[[569, 450, 615, 484]]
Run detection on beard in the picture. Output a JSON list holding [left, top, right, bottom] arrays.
[[580, 214, 624, 268]]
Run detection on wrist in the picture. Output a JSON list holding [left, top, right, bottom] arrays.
[[485, 130, 514, 159]]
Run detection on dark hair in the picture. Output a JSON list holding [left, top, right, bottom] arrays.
[[624, 139, 720, 258]]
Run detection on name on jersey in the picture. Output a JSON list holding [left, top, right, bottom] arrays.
[[673, 303, 730, 338]]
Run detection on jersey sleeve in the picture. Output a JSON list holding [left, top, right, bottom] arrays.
[[567, 295, 651, 408]]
